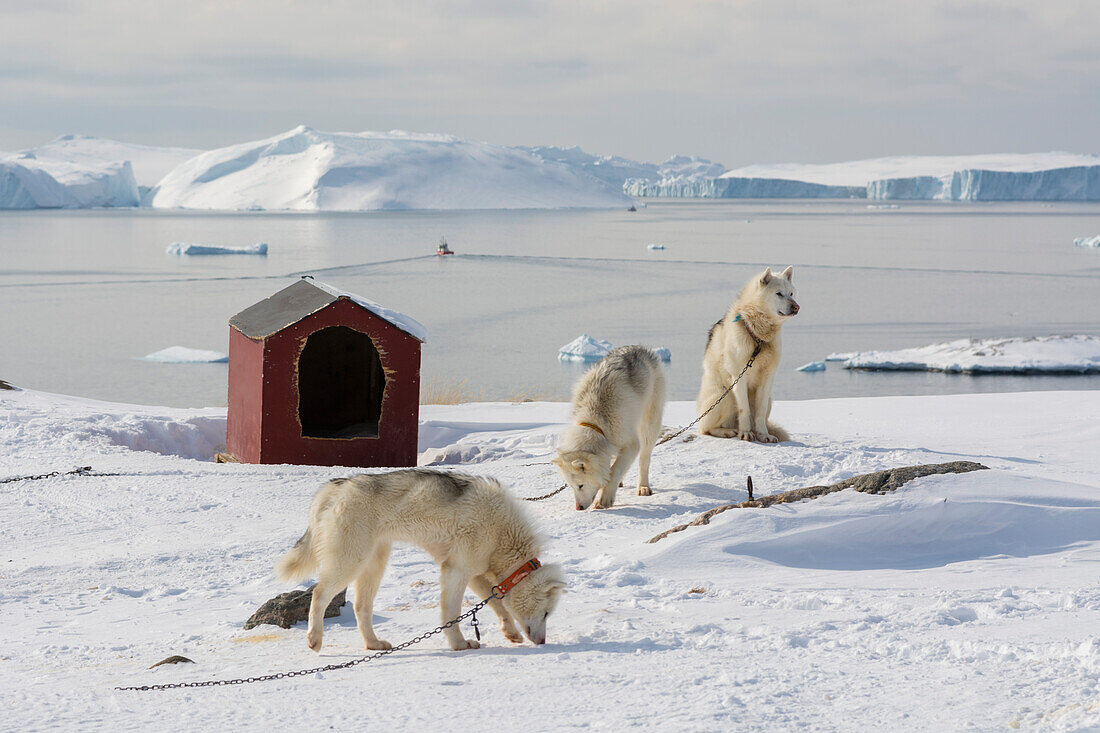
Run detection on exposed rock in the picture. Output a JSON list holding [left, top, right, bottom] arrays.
[[244, 585, 346, 630], [647, 461, 988, 543], [149, 655, 194, 668], [0, 380, 16, 390]]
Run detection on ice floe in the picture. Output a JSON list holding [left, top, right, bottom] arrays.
[[141, 347, 229, 363], [166, 242, 268, 255], [829, 335, 1100, 374]]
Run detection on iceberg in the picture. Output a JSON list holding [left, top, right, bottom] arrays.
[[142, 347, 228, 363], [167, 242, 268, 256], [23, 135, 202, 190], [558, 334, 613, 362], [837, 336, 1100, 374], [796, 361, 826, 372], [0, 154, 139, 209], [628, 152, 1100, 201], [652, 347, 672, 362], [1073, 235, 1100, 249], [152, 126, 631, 211]]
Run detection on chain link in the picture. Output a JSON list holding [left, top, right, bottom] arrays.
[[521, 484, 568, 502], [115, 591, 503, 692]]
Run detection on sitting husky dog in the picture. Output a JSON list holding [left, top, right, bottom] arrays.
[[697, 266, 799, 442], [553, 345, 667, 510], [276, 469, 566, 652]]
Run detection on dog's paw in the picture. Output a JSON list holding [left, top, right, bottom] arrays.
[[307, 631, 323, 653], [450, 639, 481, 651], [757, 432, 779, 444], [737, 431, 755, 441], [366, 639, 392, 651], [708, 428, 738, 439], [592, 500, 613, 510], [502, 627, 524, 644], [637, 485, 652, 496]]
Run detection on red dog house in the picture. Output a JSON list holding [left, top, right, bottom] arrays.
[[225, 278, 426, 467]]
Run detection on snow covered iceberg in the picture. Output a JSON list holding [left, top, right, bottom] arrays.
[[627, 152, 1100, 201], [167, 242, 268, 256], [832, 336, 1100, 374], [0, 153, 139, 209], [142, 347, 228, 363], [152, 126, 632, 211], [559, 334, 613, 362]]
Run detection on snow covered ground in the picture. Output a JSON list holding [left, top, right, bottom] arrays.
[[151, 126, 631, 211], [3, 386, 1099, 730], [829, 336, 1100, 374]]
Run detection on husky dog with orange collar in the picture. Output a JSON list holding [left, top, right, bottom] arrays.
[[697, 266, 799, 442], [554, 345, 667, 510], [276, 469, 566, 652]]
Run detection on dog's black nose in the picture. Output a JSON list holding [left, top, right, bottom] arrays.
[[789, 301, 800, 314]]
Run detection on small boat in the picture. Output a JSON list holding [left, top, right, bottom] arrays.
[[627, 204, 637, 212], [436, 237, 454, 256]]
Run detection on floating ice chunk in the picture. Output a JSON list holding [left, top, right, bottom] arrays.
[[867, 204, 900, 209], [1074, 235, 1100, 248], [796, 361, 826, 372], [647, 243, 665, 250], [558, 334, 613, 362], [652, 347, 671, 362], [839, 336, 1100, 374], [824, 352, 856, 362], [167, 242, 268, 255], [142, 347, 228, 363]]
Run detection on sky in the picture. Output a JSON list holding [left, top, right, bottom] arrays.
[[1, 0, 1097, 167]]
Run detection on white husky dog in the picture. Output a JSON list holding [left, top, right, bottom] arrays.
[[697, 266, 799, 442], [276, 469, 566, 652], [553, 345, 667, 510]]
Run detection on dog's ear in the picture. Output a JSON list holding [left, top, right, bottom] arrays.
[[760, 268, 773, 285], [570, 459, 586, 471], [781, 265, 793, 282], [551, 455, 564, 469]]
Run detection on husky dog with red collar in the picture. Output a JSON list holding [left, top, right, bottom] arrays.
[[697, 266, 799, 442], [277, 469, 566, 652], [554, 345, 667, 510]]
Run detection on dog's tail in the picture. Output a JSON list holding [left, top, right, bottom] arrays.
[[767, 421, 790, 442], [275, 529, 317, 583]]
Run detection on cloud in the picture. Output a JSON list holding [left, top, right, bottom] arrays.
[[0, 0, 1097, 162]]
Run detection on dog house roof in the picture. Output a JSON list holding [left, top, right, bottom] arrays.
[[229, 278, 428, 342]]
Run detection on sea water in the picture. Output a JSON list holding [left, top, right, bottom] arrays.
[[1, 200, 1098, 407]]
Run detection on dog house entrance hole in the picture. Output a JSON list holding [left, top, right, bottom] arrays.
[[298, 326, 385, 439]]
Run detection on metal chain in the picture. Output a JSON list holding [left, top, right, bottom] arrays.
[[521, 483, 568, 502], [654, 341, 762, 447], [115, 590, 503, 692], [0, 466, 126, 485]]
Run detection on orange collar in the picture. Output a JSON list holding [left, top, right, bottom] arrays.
[[493, 558, 541, 597], [577, 421, 605, 437]]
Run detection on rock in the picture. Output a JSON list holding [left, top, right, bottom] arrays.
[[244, 585, 346, 630], [149, 655, 194, 668], [647, 461, 988, 543], [0, 380, 16, 390]]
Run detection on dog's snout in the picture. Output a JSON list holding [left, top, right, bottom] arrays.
[[789, 300, 800, 314], [576, 503, 584, 511]]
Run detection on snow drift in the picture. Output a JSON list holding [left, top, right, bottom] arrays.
[[151, 126, 631, 211]]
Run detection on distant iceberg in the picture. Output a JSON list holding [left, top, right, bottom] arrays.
[[558, 336, 670, 363], [559, 334, 613, 362], [0, 155, 139, 209], [142, 347, 228, 363], [628, 153, 1100, 202], [167, 242, 268, 255], [835, 336, 1100, 374], [152, 126, 631, 212], [796, 361, 826, 372], [1074, 235, 1100, 249]]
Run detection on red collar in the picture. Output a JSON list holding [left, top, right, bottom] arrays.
[[493, 558, 541, 596]]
